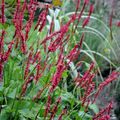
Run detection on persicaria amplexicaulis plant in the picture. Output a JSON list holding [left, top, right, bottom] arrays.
[[0, 0, 120, 119]]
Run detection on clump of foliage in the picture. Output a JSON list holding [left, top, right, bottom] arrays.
[[0, 0, 120, 120]]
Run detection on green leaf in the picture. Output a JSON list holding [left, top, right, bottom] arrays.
[[0, 23, 9, 29], [89, 104, 99, 114], [78, 111, 92, 118], [19, 109, 35, 119], [0, 112, 9, 120], [62, 70, 68, 78], [7, 88, 17, 99]]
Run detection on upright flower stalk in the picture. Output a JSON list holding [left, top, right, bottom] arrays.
[[1, 0, 5, 24], [0, 0, 5, 81], [44, 95, 51, 119], [25, 1, 37, 40], [93, 102, 113, 120], [73, 0, 90, 32], [49, 51, 66, 93], [93, 71, 120, 103], [0, 0, 14, 81], [66, 33, 84, 64], [58, 108, 67, 120], [49, 97, 61, 120], [13, 0, 27, 53], [41, 14, 76, 52], [82, 4, 94, 28], [116, 21, 120, 27], [13, 0, 38, 53], [21, 48, 44, 96], [34, 5, 48, 32], [75, 63, 95, 106]]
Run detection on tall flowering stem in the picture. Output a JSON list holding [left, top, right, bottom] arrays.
[[82, 4, 94, 28], [32, 83, 50, 101], [3, 40, 14, 62], [24, 50, 33, 80], [93, 102, 113, 120], [75, 62, 95, 106], [0, 0, 14, 81], [58, 108, 67, 120], [41, 14, 76, 52], [0, 0, 5, 79], [13, 0, 38, 53], [73, 0, 89, 32], [13, 0, 27, 53], [25, 1, 37, 40], [116, 21, 120, 27], [34, 5, 48, 32], [66, 33, 84, 65], [49, 97, 61, 120], [75, 0, 80, 13], [1, 0, 5, 24], [44, 95, 51, 119], [93, 71, 120, 103], [49, 51, 66, 92]]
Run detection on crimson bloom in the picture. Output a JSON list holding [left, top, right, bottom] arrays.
[[93, 102, 113, 120], [93, 71, 119, 103]]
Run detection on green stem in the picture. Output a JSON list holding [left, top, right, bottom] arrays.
[[64, 102, 81, 120]]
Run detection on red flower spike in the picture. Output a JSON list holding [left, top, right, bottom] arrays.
[[0, 31, 5, 54], [50, 64, 65, 92], [66, 45, 79, 62], [35, 64, 41, 83], [49, 97, 61, 120], [109, 10, 113, 28], [44, 95, 51, 119], [48, 34, 65, 52], [48, 23, 71, 52], [75, 0, 80, 12], [49, 53, 65, 92], [82, 16, 90, 28], [81, 74, 95, 89], [1, 0, 5, 24], [75, 63, 94, 87], [32, 50, 41, 64], [24, 51, 33, 80], [12, 0, 28, 53], [25, 4, 36, 41], [89, 4, 94, 16], [116, 21, 120, 27], [58, 109, 67, 120], [73, 1, 86, 33], [66, 34, 84, 65], [82, 4, 94, 28], [84, 0, 89, 4], [41, 31, 60, 45], [99, 115, 110, 120], [34, 6, 48, 32], [93, 71, 119, 103], [0, 31, 5, 81], [81, 80, 95, 102], [3, 40, 14, 62], [93, 102, 113, 120], [41, 15, 76, 52], [74, 62, 95, 107], [21, 74, 34, 96], [20, 33, 27, 54]]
